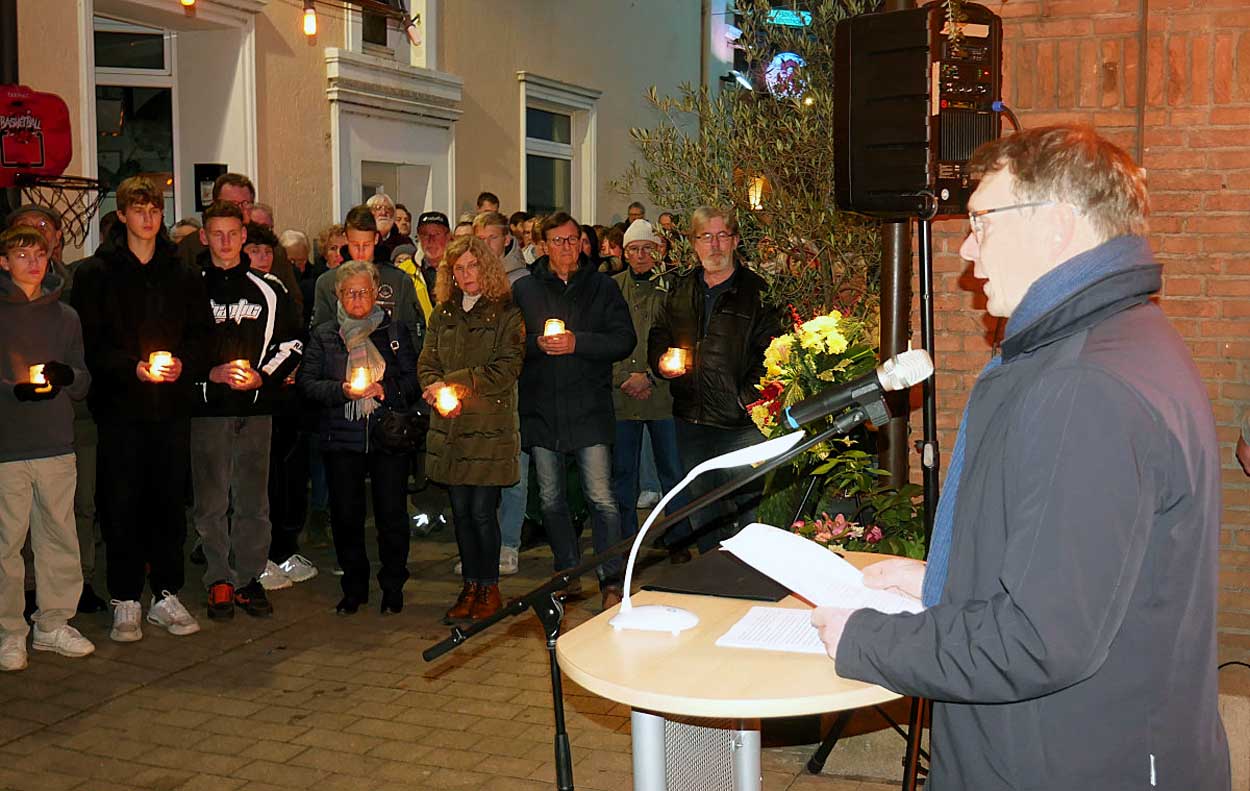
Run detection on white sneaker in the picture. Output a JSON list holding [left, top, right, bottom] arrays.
[[110, 599, 143, 642], [259, 560, 293, 591], [499, 546, 519, 576], [278, 554, 318, 583], [32, 624, 95, 658], [146, 592, 200, 636], [636, 490, 661, 509], [0, 634, 27, 671]]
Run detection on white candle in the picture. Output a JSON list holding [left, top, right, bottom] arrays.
[[660, 347, 688, 375], [149, 351, 173, 380], [436, 386, 460, 417], [28, 364, 46, 385], [349, 367, 370, 393]]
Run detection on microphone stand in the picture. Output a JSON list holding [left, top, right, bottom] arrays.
[[422, 398, 889, 791]]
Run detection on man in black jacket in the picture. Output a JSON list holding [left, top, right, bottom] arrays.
[[813, 127, 1230, 789], [191, 202, 302, 621], [649, 206, 781, 552], [71, 176, 214, 643], [513, 212, 636, 607]]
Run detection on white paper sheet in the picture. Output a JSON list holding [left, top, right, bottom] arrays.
[[720, 523, 924, 614], [715, 606, 827, 655]]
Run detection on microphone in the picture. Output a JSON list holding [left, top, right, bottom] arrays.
[[781, 349, 934, 429]]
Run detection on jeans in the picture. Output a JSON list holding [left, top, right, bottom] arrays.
[[498, 450, 529, 551], [97, 419, 191, 601], [612, 418, 687, 541], [639, 431, 661, 494], [449, 484, 502, 586], [531, 444, 622, 587], [0, 454, 80, 638], [190, 416, 273, 588], [324, 449, 410, 601], [268, 414, 310, 562], [674, 419, 767, 553]]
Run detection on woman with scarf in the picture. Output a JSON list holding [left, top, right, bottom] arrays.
[[298, 260, 420, 615], [419, 236, 524, 623]]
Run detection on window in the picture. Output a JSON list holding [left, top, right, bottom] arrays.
[[362, 11, 388, 47], [517, 73, 600, 220], [93, 18, 170, 74]]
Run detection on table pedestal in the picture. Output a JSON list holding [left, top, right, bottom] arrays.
[[630, 710, 762, 791]]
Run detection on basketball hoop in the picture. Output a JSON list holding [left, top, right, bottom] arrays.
[[16, 174, 107, 248]]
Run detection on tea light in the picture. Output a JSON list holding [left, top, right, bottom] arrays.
[[149, 351, 173, 379], [659, 347, 688, 375], [544, 319, 565, 336], [28, 364, 51, 393], [349, 367, 370, 393], [435, 386, 460, 417]]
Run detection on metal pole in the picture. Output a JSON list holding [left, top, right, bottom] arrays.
[[1, 0, 19, 218], [876, 0, 917, 488]]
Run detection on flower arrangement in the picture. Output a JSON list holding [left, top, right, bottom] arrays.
[[750, 307, 926, 559]]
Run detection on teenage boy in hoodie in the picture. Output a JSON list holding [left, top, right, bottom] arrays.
[[71, 176, 213, 643], [0, 227, 95, 672], [192, 202, 302, 621]]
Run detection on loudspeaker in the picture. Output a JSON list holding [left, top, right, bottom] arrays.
[[834, 2, 1003, 218]]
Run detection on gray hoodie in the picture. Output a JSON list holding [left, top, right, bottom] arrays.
[[0, 269, 91, 462]]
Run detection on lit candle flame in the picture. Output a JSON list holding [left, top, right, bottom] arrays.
[[149, 351, 173, 380], [544, 319, 565, 336], [436, 386, 460, 417], [29, 364, 46, 386], [660, 347, 687, 375], [349, 367, 370, 393]]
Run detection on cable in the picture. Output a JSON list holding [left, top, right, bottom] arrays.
[[991, 100, 1020, 132]]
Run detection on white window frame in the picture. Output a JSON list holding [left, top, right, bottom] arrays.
[[517, 72, 600, 221], [92, 17, 174, 78]]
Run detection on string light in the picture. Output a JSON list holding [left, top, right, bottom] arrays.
[[303, 0, 317, 36]]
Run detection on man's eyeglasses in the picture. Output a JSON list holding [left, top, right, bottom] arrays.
[[968, 201, 1055, 240], [342, 287, 375, 300], [693, 231, 734, 244], [547, 236, 580, 247]]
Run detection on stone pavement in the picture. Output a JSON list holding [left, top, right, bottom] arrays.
[[0, 527, 912, 791]]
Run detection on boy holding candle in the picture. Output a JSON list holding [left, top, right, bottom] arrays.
[[191, 202, 303, 620], [0, 226, 95, 671], [72, 176, 214, 643]]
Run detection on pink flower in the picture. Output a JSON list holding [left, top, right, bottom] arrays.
[[830, 513, 849, 538], [792, 520, 806, 531], [865, 525, 883, 544], [814, 530, 833, 544]]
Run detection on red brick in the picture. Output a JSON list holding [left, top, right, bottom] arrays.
[[1204, 193, 1250, 212], [1209, 107, 1250, 125], [1163, 276, 1204, 296], [1188, 129, 1250, 147], [1206, 150, 1250, 169], [1236, 31, 1250, 101], [1192, 35, 1212, 106], [1015, 19, 1095, 38], [1167, 34, 1189, 105], [1058, 39, 1079, 108], [1214, 33, 1235, 104], [1037, 41, 1058, 109], [1102, 39, 1123, 107], [1016, 41, 1037, 107], [1094, 16, 1144, 35]]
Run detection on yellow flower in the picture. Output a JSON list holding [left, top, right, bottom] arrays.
[[750, 404, 773, 434], [763, 334, 793, 379], [798, 312, 848, 356]]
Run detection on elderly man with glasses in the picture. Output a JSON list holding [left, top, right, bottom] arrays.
[[648, 205, 782, 554], [512, 211, 635, 610]]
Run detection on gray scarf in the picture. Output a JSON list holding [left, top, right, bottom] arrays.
[[337, 303, 387, 421]]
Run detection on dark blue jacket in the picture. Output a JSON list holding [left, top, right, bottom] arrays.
[[298, 318, 420, 454], [512, 254, 635, 451]]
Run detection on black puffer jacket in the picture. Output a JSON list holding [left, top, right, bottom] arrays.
[[647, 264, 782, 430], [298, 318, 421, 454], [71, 224, 215, 423], [512, 254, 635, 451]]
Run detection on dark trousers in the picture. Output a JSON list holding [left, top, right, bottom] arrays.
[[324, 449, 410, 601], [96, 419, 190, 601], [448, 484, 502, 586], [532, 444, 623, 588], [612, 418, 688, 541], [674, 419, 767, 553], [268, 413, 310, 562]]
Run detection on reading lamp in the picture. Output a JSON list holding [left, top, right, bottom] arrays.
[[610, 429, 806, 634]]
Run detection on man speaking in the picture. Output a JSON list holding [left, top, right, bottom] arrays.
[[814, 126, 1230, 789]]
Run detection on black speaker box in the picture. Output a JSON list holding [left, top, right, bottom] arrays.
[[834, 2, 1003, 218]]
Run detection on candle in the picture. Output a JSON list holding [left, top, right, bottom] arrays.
[[435, 386, 460, 417], [544, 319, 565, 336], [230, 359, 252, 385], [659, 347, 688, 375], [149, 351, 173, 380], [28, 364, 52, 393], [349, 367, 370, 393]]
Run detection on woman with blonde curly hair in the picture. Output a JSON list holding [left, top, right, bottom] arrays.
[[419, 236, 525, 622]]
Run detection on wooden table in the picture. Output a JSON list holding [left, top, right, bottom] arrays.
[[556, 553, 902, 791]]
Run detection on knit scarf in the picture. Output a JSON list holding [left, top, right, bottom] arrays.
[[921, 235, 1154, 607], [338, 303, 387, 422]]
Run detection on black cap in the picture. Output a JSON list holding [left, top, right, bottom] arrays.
[[245, 222, 278, 248], [416, 211, 450, 229]]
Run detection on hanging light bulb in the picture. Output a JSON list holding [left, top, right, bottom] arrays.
[[302, 0, 317, 36]]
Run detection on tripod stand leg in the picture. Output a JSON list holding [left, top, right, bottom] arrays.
[[900, 697, 928, 791], [806, 710, 854, 774]]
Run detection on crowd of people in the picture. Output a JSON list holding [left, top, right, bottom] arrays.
[[0, 172, 781, 671]]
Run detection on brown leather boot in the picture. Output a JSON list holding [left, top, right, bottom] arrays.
[[469, 584, 502, 620], [445, 582, 478, 622]]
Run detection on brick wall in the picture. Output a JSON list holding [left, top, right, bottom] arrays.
[[920, 0, 1250, 667]]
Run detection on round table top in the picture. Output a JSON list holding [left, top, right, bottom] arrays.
[[556, 552, 903, 719]]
